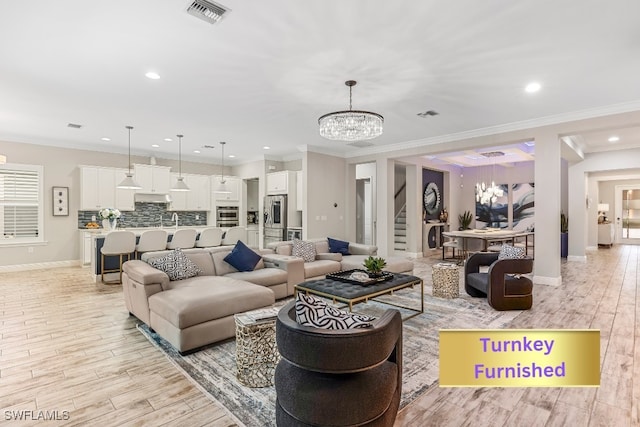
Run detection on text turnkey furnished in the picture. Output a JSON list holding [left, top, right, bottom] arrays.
[[439, 329, 600, 387]]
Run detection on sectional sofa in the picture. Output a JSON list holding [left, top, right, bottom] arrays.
[[122, 238, 414, 353]]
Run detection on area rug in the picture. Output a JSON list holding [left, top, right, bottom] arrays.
[[137, 265, 521, 427]]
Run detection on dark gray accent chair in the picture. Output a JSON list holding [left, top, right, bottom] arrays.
[[274, 300, 402, 426], [464, 252, 534, 311]]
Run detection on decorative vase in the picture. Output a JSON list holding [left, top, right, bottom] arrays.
[[102, 218, 117, 231]]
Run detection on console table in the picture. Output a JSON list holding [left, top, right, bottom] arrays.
[[598, 223, 614, 247]]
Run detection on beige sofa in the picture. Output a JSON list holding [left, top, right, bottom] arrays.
[[122, 246, 302, 353], [267, 238, 414, 280]]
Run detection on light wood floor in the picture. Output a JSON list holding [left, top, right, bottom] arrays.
[[0, 245, 637, 426]]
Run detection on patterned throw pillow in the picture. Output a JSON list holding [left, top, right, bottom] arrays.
[[292, 239, 316, 263], [295, 293, 375, 329], [498, 245, 526, 260], [149, 248, 201, 281]]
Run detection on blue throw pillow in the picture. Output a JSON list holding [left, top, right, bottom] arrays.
[[224, 241, 262, 272], [328, 237, 350, 255]]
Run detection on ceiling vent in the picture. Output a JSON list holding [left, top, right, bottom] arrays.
[[186, 0, 230, 25], [417, 110, 439, 118], [67, 123, 82, 129], [480, 151, 505, 158]]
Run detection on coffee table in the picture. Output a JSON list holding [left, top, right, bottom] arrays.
[[295, 272, 423, 320]]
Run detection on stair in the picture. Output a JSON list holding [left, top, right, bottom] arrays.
[[394, 208, 406, 251]]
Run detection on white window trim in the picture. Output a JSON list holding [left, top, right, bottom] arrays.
[[0, 163, 44, 245]]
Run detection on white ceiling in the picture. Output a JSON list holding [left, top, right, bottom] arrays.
[[2, 0, 640, 165]]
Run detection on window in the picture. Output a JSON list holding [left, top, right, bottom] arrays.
[[0, 164, 43, 243]]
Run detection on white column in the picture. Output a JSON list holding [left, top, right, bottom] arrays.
[[404, 164, 422, 257], [375, 158, 394, 257], [533, 131, 562, 285]]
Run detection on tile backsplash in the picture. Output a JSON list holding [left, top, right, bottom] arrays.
[[78, 203, 208, 229]]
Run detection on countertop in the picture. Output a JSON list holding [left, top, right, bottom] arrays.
[[79, 226, 220, 237]]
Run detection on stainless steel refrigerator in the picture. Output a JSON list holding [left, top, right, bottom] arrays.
[[264, 194, 287, 246]]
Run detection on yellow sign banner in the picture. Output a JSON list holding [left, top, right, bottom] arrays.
[[439, 329, 600, 387]]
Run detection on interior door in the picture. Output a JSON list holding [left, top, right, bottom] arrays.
[[619, 188, 640, 243]]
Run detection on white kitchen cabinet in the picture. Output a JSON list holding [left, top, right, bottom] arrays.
[[171, 173, 211, 211], [79, 231, 93, 265], [247, 228, 259, 248], [266, 171, 289, 194], [247, 179, 259, 211], [114, 168, 135, 211], [80, 166, 116, 210], [296, 170, 303, 211], [134, 164, 171, 194], [213, 176, 240, 201]]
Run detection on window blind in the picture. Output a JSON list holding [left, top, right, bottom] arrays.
[[0, 168, 40, 239]]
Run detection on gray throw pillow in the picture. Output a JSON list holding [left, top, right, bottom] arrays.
[[149, 248, 201, 281], [295, 293, 374, 329]]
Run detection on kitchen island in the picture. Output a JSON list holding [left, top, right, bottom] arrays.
[[82, 227, 219, 282]]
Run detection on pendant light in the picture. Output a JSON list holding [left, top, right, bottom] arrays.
[[214, 141, 231, 194], [171, 134, 190, 191], [117, 125, 142, 189]]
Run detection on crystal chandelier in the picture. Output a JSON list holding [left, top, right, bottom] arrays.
[[475, 151, 504, 205], [318, 80, 383, 142]]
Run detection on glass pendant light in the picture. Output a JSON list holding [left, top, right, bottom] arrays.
[[214, 141, 231, 194], [117, 125, 142, 189], [171, 134, 190, 191]]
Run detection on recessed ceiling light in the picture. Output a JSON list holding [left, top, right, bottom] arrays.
[[164, 138, 173, 142], [228, 154, 235, 158], [151, 144, 160, 148], [263, 146, 271, 150], [193, 150, 201, 154], [145, 72, 160, 80], [101, 137, 111, 141], [608, 136, 620, 143], [525, 82, 541, 93]]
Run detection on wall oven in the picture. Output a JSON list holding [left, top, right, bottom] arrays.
[[216, 206, 239, 227]]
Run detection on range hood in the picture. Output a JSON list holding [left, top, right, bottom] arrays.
[[134, 193, 172, 203]]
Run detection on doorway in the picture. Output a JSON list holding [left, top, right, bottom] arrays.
[[615, 186, 640, 244], [356, 178, 373, 245]]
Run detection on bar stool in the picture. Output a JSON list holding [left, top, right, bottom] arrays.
[[167, 229, 197, 250], [135, 229, 168, 259], [196, 227, 224, 247], [221, 226, 247, 246], [101, 231, 136, 284]]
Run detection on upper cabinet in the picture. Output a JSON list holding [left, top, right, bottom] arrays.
[[170, 173, 211, 211], [213, 176, 240, 202], [266, 170, 297, 195], [133, 164, 171, 194], [80, 166, 134, 211]]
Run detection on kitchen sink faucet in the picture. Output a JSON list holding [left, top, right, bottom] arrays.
[[171, 212, 179, 228]]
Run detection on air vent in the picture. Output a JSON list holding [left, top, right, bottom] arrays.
[[348, 140, 375, 148], [203, 144, 216, 149], [186, 0, 230, 25], [417, 110, 439, 118], [480, 151, 505, 158], [67, 123, 82, 129]]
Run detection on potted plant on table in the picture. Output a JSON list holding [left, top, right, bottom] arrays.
[[99, 208, 121, 231], [363, 256, 387, 278], [458, 210, 472, 230], [560, 211, 568, 258]]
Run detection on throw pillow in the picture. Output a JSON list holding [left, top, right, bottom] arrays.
[[149, 248, 201, 281], [292, 239, 316, 263], [498, 245, 526, 260], [224, 240, 262, 272], [328, 237, 350, 255], [295, 293, 374, 329]]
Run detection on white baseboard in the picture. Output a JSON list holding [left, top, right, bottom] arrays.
[[0, 260, 81, 273], [567, 255, 587, 262], [533, 275, 562, 287]]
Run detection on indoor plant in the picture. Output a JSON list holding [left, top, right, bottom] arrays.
[[363, 256, 387, 278], [458, 210, 472, 230], [560, 211, 568, 258]]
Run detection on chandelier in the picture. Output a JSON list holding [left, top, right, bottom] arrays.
[[475, 151, 504, 205], [318, 80, 383, 142]]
